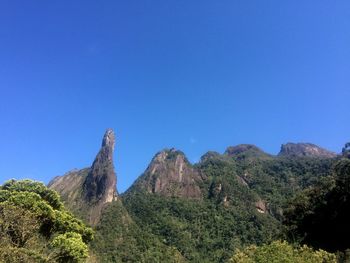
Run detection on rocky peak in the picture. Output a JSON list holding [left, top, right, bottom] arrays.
[[83, 129, 117, 205], [224, 144, 270, 159], [225, 144, 260, 155], [148, 149, 190, 185], [48, 129, 118, 225], [278, 143, 336, 158], [132, 148, 203, 199], [102, 128, 115, 151], [199, 151, 222, 163]]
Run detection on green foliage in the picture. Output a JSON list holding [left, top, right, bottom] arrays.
[[230, 240, 336, 263], [54, 210, 94, 243], [285, 158, 350, 252], [0, 203, 40, 249], [2, 179, 63, 210], [51, 232, 88, 263], [0, 179, 93, 263], [122, 191, 282, 263], [0, 247, 48, 263], [91, 199, 185, 262]]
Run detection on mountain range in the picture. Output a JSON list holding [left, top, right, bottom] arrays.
[[48, 129, 339, 262]]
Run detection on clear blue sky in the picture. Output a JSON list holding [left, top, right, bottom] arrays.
[[0, 1, 349, 192]]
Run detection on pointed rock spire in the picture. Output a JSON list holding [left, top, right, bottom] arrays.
[[102, 128, 115, 151], [83, 129, 117, 205], [49, 129, 118, 225]]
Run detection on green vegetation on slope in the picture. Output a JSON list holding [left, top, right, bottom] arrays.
[[91, 199, 185, 262], [122, 191, 281, 263], [285, 157, 350, 254], [121, 151, 337, 262]]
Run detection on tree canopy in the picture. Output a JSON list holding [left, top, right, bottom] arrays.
[[0, 179, 93, 263], [230, 240, 336, 263], [284, 157, 350, 253]]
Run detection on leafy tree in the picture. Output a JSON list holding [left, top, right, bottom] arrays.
[[0, 179, 93, 263], [50, 232, 88, 263], [230, 240, 336, 263]]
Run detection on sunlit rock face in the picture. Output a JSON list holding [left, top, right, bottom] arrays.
[[278, 143, 337, 158], [131, 148, 203, 199]]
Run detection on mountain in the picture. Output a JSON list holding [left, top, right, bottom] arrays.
[[278, 142, 337, 158], [127, 148, 204, 199], [224, 144, 272, 160], [49, 129, 117, 225], [48, 132, 339, 262], [122, 142, 336, 261], [48, 130, 184, 262]]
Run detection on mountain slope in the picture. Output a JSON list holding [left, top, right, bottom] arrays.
[[91, 199, 185, 262]]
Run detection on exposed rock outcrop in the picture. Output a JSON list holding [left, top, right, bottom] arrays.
[[129, 149, 203, 199], [48, 168, 89, 210], [83, 129, 117, 204], [255, 200, 267, 214], [49, 129, 117, 225], [278, 143, 336, 158]]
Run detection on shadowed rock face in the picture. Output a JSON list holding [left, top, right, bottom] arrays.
[[49, 129, 117, 225], [83, 129, 117, 204], [278, 143, 337, 158], [131, 149, 203, 199]]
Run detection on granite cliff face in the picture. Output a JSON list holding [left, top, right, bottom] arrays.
[[83, 129, 117, 204], [278, 143, 337, 158], [129, 149, 203, 199], [49, 129, 117, 225]]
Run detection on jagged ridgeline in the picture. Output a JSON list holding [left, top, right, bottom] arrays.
[[49, 130, 338, 262]]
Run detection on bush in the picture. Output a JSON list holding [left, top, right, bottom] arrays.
[[230, 240, 336, 263]]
